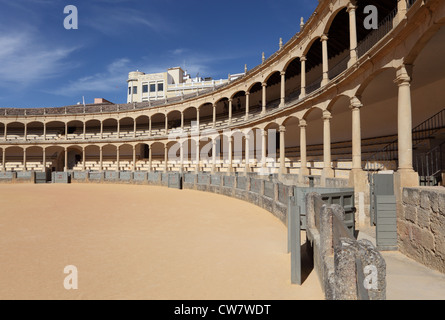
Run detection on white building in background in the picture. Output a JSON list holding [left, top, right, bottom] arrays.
[[127, 67, 245, 103]]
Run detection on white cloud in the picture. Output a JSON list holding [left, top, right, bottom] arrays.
[[0, 31, 77, 87]]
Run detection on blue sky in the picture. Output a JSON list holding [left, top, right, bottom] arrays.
[[0, 0, 318, 108]]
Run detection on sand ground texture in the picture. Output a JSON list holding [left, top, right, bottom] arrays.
[[0, 184, 323, 300]]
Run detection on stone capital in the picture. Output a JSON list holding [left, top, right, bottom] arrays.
[[300, 55, 307, 62], [321, 34, 329, 42], [322, 110, 332, 120], [299, 119, 307, 128], [279, 125, 286, 133], [280, 71, 286, 76], [395, 64, 413, 86], [350, 96, 363, 110], [347, 2, 357, 13]]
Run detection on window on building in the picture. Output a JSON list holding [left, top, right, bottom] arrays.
[[133, 86, 138, 94], [158, 83, 164, 92], [128, 87, 131, 95], [142, 85, 148, 93], [150, 84, 156, 92]]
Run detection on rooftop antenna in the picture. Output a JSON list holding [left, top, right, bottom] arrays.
[[82, 96, 86, 107]]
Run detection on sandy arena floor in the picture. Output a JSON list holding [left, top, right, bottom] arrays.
[[0, 183, 323, 300]]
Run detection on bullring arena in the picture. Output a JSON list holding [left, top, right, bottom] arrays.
[[1, 0, 445, 300]]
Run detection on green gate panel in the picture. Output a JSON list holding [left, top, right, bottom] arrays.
[[376, 195, 397, 251]]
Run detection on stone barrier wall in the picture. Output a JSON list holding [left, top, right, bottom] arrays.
[[306, 192, 386, 300], [399, 187, 445, 274]]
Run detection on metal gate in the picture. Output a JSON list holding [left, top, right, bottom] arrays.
[[321, 191, 356, 236], [370, 173, 397, 250]]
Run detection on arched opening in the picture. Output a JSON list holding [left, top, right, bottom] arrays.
[[215, 98, 229, 124], [66, 120, 83, 140], [135, 116, 150, 137], [6, 122, 25, 141], [27, 122, 44, 140], [199, 103, 213, 128], [283, 116, 301, 174], [119, 117, 134, 138], [150, 142, 166, 172], [151, 113, 166, 136], [183, 107, 198, 132], [45, 121, 65, 140], [67, 146, 83, 171], [231, 91, 247, 121], [284, 58, 302, 102], [85, 119, 101, 139], [102, 119, 118, 139], [304, 107, 324, 175], [45, 146, 65, 172], [325, 8, 350, 79], [248, 83, 263, 115], [167, 110, 182, 132], [265, 71, 281, 111], [304, 38, 323, 94]]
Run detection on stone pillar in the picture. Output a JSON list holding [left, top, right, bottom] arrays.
[[2, 148, 6, 171], [164, 145, 168, 172], [99, 146, 103, 172], [179, 141, 184, 173], [148, 117, 152, 137], [300, 56, 307, 99], [279, 125, 286, 176], [351, 97, 363, 170], [322, 110, 334, 180], [83, 122, 86, 140], [228, 135, 233, 173], [42, 148, 46, 173], [262, 83, 267, 114], [181, 112, 184, 130], [213, 104, 217, 128], [165, 115, 168, 135], [132, 145, 136, 172], [148, 145, 153, 172], [23, 148, 27, 171], [347, 2, 358, 67], [195, 139, 200, 172], [64, 147, 68, 172], [228, 99, 233, 125], [100, 121, 103, 139], [117, 120, 121, 139], [196, 109, 200, 134], [245, 92, 250, 121], [321, 34, 329, 86], [43, 123, 47, 141], [299, 120, 309, 182], [4, 123, 7, 141], [24, 123, 27, 141], [280, 71, 286, 108], [211, 138, 217, 174], [261, 130, 267, 169], [116, 145, 120, 172], [396, 0, 408, 25], [245, 134, 250, 175], [133, 120, 137, 138], [82, 147, 86, 171], [395, 65, 415, 173], [2, 148, 5, 171]]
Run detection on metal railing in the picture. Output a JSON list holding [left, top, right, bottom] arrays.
[[366, 108, 445, 173], [415, 142, 445, 186], [357, 7, 398, 58], [407, 0, 418, 9]]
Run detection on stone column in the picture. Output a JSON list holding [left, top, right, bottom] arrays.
[[279, 126, 286, 176], [149, 117, 152, 137], [213, 104, 217, 128], [396, 0, 408, 25], [99, 146, 103, 172], [181, 112, 184, 130], [280, 71, 286, 108], [23, 148, 27, 171], [64, 147, 68, 172], [164, 145, 168, 172], [245, 134, 250, 175], [117, 120, 121, 139], [42, 148, 46, 173], [245, 92, 250, 121], [195, 139, 200, 172], [228, 135, 233, 173], [396, 65, 415, 173], [300, 56, 307, 99], [24, 123, 27, 141], [2, 148, 6, 171], [133, 120, 137, 138], [196, 109, 200, 134], [4, 123, 7, 141], [211, 138, 217, 174], [100, 121, 103, 139], [179, 141, 184, 173], [165, 115, 168, 136], [116, 145, 120, 172], [299, 120, 309, 179], [132, 145, 136, 172], [351, 97, 363, 170], [83, 122, 86, 140], [82, 147, 86, 171], [262, 83, 267, 114], [148, 145, 153, 172], [322, 110, 334, 180], [261, 130, 267, 169], [43, 123, 47, 141], [321, 34, 329, 86], [347, 2, 358, 67], [228, 99, 233, 125]]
